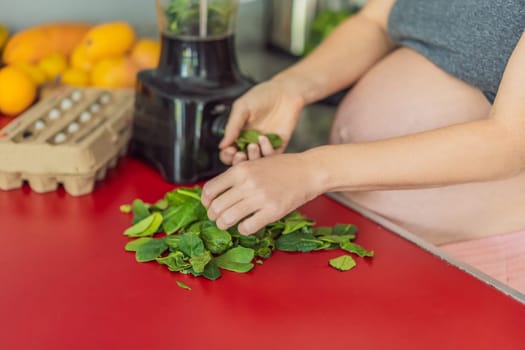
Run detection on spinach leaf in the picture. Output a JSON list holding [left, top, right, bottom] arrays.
[[149, 199, 168, 212], [329, 255, 356, 271], [156, 251, 191, 272], [312, 226, 332, 236], [215, 246, 255, 273], [189, 251, 213, 274], [124, 212, 163, 237], [203, 260, 222, 280], [282, 211, 315, 234], [131, 199, 150, 224], [125, 237, 152, 252], [178, 233, 205, 257], [136, 238, 169, 262], [235, 129, 283, 152], [340, 241, 374, 258], [176, 280, 192, 291], [318, 235, 355, 244], [276, 231, 324, 252], [162, 200, 206, 234], [201, 225, 232, 255], [165, 235, 181, 251], [333, 224, 358, 236]]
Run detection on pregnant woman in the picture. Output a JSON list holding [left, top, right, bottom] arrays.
[[201, 0, 525, 291]]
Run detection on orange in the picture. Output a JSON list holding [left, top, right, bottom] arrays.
[[0, 66, 37, 116], [61, 68, 90, 86], [80, 21, 135, 61], [90, 56, 139, 88], [130, 38, 161, 69], [70, 45, 94, 72], [37, 53, 68, 81]]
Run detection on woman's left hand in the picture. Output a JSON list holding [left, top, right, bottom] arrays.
[[201, 152, 325, 235]]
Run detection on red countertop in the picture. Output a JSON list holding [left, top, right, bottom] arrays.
[[1, 158, 524, 350]]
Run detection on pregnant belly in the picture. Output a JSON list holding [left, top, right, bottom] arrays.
[[330, 47, 525, 244]]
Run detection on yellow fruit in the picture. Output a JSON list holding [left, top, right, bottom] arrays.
[[0, 66, 37, 116], [37, 53, 68, 81], [80, 21, 135, 61], [0, 24, 9, 53], [70, 45, 94, 72], [91, 56, 139, 88], [130, 38, 161, 69], [11, 62, 47, 85], [2, 22, 91, 64], [61, 68, 90, 86]]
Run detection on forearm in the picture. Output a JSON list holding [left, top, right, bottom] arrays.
[[272, 12, 396, 105], [307, 119, 525, 192]]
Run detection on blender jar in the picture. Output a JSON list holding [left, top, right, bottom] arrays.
[[158, 0, 239, 38]]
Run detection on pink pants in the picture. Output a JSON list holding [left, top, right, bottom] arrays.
[[439, 231, 525, 294]]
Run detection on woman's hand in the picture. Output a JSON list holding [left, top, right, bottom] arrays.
[[219, 78, 305, 165], [201, 152, 326, 235]]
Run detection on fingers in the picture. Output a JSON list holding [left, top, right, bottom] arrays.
[[232, 152, 247, 165], [206, 186, 243, 222], [220, 147, 237, 165], [215, 200, 260, 231], [258, 136, 276, 156], [238, 208, 281, 236], [219, 101, 248, 149], [201, 170, 235, 208]]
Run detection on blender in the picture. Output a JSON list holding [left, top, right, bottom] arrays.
[[131, 0, 253, 184]]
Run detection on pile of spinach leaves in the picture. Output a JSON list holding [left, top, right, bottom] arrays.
[[121, 186, 373, 282]]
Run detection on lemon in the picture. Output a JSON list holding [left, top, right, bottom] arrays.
[[80, 21, 135, 61], [0, 66, 37, 116], [37, 53, 68, 81], [70, 45, 94, 72], [61, 67, 90, 87], [12, 62, 47, 85]]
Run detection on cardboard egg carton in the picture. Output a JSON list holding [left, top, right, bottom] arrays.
[[0, 86, 134, 196]]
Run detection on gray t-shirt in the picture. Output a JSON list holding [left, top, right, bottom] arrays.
[[388, 0, 525, 103]]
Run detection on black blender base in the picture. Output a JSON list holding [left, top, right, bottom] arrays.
[[131, 35, 253, 184]]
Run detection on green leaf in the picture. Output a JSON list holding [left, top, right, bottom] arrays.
[[333, 224, 358, 236], [176, 280, 192, 291], [235, 129, 261, 151], [276, 231, 324, 252], [156, 251, 191, 272], [312, 226, 332, 236], [178, 233, 205, 257], [165, 187, 201, 207], [318, 234, 355, 244], [120, 204, 132, 214], [149, 199, 168, 212], [329, 255, 356, 271], [189, 251, 213, 274], [340, 241, 374, 258], [201, 225, 233, 255], [162, 200, 206, 234], [202, 260, 222, 280], [124, 212, 163, 237], [125, 237, 152, 252], [266, 133, 283, 149], [235, 129, 283, 152], [131, 199, 151, 224], [136, 238, 169, 262], [215, 246, 255, 273], [165, 235, 181, 251], [238, 234, 258, 248], [282, 211, 315, 234]]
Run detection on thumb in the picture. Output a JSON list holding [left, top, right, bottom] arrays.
[[219, 102, 249, 149]]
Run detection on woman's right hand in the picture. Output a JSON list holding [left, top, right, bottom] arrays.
[[219, 77, 306, 165]]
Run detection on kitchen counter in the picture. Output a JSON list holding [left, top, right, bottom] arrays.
[[0, 158, 524, 350]]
